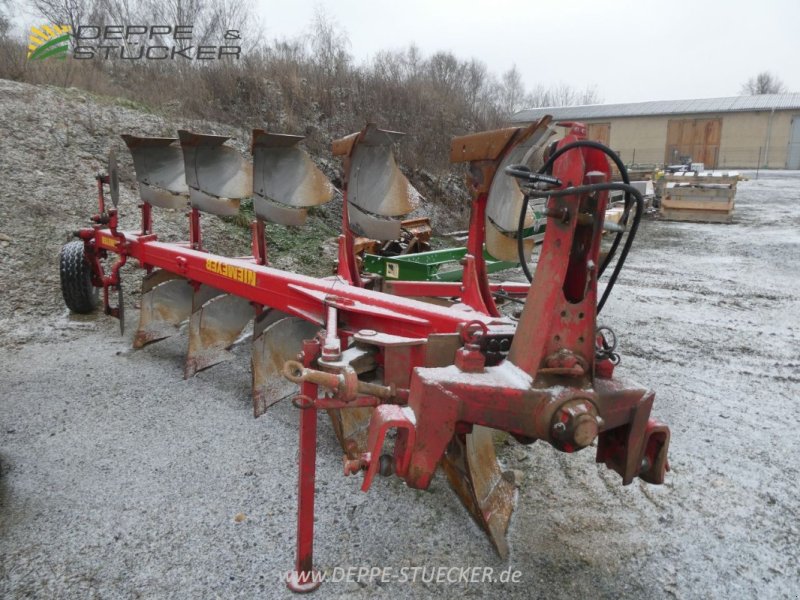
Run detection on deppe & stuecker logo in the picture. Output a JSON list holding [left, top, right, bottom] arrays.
[[28, 24, 242, 61]]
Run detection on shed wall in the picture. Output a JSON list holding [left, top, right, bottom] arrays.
[[544, 111, 796, 168]]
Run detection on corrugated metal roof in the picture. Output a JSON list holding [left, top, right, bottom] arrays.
[[512, 93, 800, 122]]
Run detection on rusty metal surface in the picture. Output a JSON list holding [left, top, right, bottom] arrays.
[[449, 127, 518, 163], [252, 130, 334, 218], [484, 119, 555, 261], [485, 219, 534, 262], [331, 131, 359, 157], [133, 270, 193, 348], [348, 124, 420, 217], [121, 135, 188, 209], [178, 130, 252, 215], [441, 427, 516, 558], [188, 188, 241, 216], [252, 198, 308, 226], [352, 236, 380, 256], [424, 333, 461, 366], [251, 311, 320, 417], [136, 183, 188, 210], [399, 217, 432, 244], [347, 203, 403, 241], [184, 291, 253, 378], [328, 406, 374, 459]]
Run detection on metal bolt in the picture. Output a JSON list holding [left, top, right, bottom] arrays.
[[552, 422, 567, 437]]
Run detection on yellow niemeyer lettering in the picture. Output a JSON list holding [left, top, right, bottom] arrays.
[[204, 258, 256, 287], [101, 235, 118, 248]]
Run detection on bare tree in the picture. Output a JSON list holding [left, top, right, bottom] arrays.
[[525, 82, 602, 109], [308, 6, 350, 79], [464, 58, 487, 113], [30, 0, 95, 35], [0, 0, 10, 38], [578, 84, 602, 105], [741, 71, 786, 95], [427, 51, 465, 92], [405, 44, 422, 79], [500, 65, 524, 114], [0, 0, 23, 79]]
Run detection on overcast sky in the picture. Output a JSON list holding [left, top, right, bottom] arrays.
[[257, 0, 799, 105]]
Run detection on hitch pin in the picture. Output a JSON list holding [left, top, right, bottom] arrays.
[[603, 221, 625, 233], [283, 361, 395, 401], [573, 212, 626, 233]]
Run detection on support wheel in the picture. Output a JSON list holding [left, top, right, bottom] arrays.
[[59, 240, 98, 313]]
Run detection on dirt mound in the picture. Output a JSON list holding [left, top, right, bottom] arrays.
[[0, 81, 249, 327]]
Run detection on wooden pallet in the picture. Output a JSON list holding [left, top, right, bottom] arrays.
[[660, 172, 738, 223]]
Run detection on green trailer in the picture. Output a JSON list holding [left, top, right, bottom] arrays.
[[362, 202, 546, 282], [362, 247, 519, 282]]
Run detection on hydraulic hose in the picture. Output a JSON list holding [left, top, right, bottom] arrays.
[[513, 142, 643, 313]]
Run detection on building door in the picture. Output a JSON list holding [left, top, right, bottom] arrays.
[[587, 123, 610, 146], [665, 118, 722, 168], [788, 116, 800, 169]]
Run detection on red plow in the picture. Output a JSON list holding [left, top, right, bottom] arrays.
[[60, 117, 670, 592]]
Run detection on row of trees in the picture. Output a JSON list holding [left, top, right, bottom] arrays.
[[1, 2, 789, 169], [0, 2, 602, 169]]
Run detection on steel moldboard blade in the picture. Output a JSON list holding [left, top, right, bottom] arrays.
[[253, 196, 308, 226], [328, 406, 375, 459], [133, 270, 193, 348], [251, 311, 320, 417], [485, 121, 554, 235], [485, 218, 534, 263], [484, 122, 555, 262], [348, 142, 419, 217], [348, 203, 402, 241], [252, 130, 334, 211], [121, 135, 188, 206], [184, 290, 253, 378], [441, 426, 516, 558], [189, 187, 240, 216], [139, 183, 188, 210], [178, 130, 252, 206]]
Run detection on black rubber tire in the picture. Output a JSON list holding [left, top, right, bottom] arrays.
[[59, 240, 98, 313]]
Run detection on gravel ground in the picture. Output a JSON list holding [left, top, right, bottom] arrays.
[[1, 78, 799, 598]]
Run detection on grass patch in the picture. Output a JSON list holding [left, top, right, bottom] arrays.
[[111, 96, 154, 112], [59, 86, 156, 114], [222, 199, 338, 276]]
